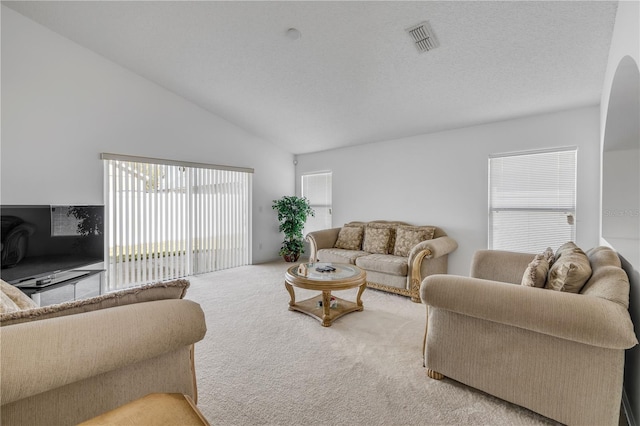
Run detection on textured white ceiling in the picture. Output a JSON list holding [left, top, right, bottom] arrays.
[[3, 1, 618, 154]]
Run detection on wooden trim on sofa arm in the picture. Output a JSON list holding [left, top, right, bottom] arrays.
[[409, 249, 432, 303], [366, 281, 420, 302]]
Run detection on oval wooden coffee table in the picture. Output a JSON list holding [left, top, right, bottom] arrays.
[[284, 262, 366, 327]]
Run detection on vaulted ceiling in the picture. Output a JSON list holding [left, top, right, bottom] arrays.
[[3, 1, 618, 154]]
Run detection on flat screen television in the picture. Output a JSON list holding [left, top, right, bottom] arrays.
[[0, 205, 104, 283]]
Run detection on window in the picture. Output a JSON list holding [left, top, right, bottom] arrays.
[[488, 147, 577, 253], [102, 153, 252, 290], [301, 172, 332, 235]]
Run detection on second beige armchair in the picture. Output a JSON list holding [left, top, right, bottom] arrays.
[[420, 246, 638, 426]]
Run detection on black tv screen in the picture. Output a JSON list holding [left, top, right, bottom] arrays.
[[50, 205, 104, 237], [0, 205, 104, 283]]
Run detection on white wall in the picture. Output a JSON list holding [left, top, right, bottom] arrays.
[[0, 5, 292, 264], [600, 1, 640, 142], [603, 149, 640, 238], [296, 106, 601, 277], [599, 2, 640, 424]]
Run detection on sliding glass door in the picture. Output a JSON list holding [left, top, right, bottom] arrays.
[[103, 154, 252, 290]]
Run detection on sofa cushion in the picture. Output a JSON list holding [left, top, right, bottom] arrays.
[[521, 247, 554, 288], [356, 254, 408, 276], [362, 226, 392, 254], [317, 248, 369, 264], [0, 279, 190, 326], [585, 245, 621, 269], [393, 225, 435, 257], [546, 244, 592, 293], [334, 225, 364, 250], [0, 279, 38, 314], [581, 246, 629, 307]]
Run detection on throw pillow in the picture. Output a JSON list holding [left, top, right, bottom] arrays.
[[367, 222, 398, 253], [362, 226, 392, 254], [334, 225, 364, 250], [546, 245, 592, 293], [393, 226, 436, 257], [521, 253, 551, 288], [0, 279, 190, 327], [554, 241, 579, 261], [0, 279, 38, 313], [541, 246, 555, 265]]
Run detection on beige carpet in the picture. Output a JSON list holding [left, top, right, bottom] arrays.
[[185, 261, 558, 425]]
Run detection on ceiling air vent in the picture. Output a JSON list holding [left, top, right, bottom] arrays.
[[406, 21, 438, 53]]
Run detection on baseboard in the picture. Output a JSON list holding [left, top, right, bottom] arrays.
[[623, 388, 637, 426]]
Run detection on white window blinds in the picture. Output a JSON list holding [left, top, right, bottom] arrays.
[[301, 172, 332, 235], [488, 147, 577, 253], [102, 153, 252, 290]]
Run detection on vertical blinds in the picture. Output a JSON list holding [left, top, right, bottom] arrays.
[[102, 154, 252, 290], [301, 172, 332, 235], [488, 147, 577, 253]]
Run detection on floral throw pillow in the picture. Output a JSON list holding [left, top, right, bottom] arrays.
[[334, 226, 364, 250], [393, 226, 436, 257], [546, 245, 592, 293], [521, 247, 555, 288], [367, 223, 397, 253], [362, 226, 392, 254]]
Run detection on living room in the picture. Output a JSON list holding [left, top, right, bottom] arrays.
[[1, 1, 639, 425]]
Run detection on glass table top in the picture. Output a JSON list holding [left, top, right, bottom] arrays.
[[288, 262, 362, 281]]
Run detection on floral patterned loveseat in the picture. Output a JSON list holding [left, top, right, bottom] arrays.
[[306, 221, 457, 302]]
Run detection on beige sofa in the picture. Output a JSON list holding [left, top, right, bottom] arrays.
[[420, 245, 638, 426], [0, 279, 207, 426], [307, 221, 457, 302]]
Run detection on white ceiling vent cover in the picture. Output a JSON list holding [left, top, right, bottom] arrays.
[[406, 21, 438, 53]]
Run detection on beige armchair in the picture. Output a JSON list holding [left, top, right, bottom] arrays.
[[1, 280, 207, 426], [420, 246, 638, 426]]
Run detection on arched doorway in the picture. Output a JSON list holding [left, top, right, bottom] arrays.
[[602, 55, 640, 267]]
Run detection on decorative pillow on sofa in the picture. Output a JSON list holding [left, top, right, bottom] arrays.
[[0, 279, 38, 314], [393, 226, 436, 257], [362, 226, 392, 254], [521, 247, 554, 288], [554, 241, 579, 261], [334, 225, 364, 250], [546, 243, 592, 293], [367, 222, 398, 253], [0, 279, 190, 327]]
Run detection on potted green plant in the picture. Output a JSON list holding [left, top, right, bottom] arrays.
[[272, 196, 315, 262]]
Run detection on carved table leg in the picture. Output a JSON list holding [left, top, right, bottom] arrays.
[[321, 290, 331, 327], [285, 282, 295, 309], [356, 283, 366, 309]]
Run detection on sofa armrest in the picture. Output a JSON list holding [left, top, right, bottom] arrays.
[[306, 228, 341, 262], [1, 299, 207, 405], [408, 236, 458, 263], [405, 236, 458, 302], [470, 249, 535, 284], [421, 275, 638, 349]]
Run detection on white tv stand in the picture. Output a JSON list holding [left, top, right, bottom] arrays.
[[11, 263, 105, 306]]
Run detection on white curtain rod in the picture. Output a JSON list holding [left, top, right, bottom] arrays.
[[100, 152, 254, 174]]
